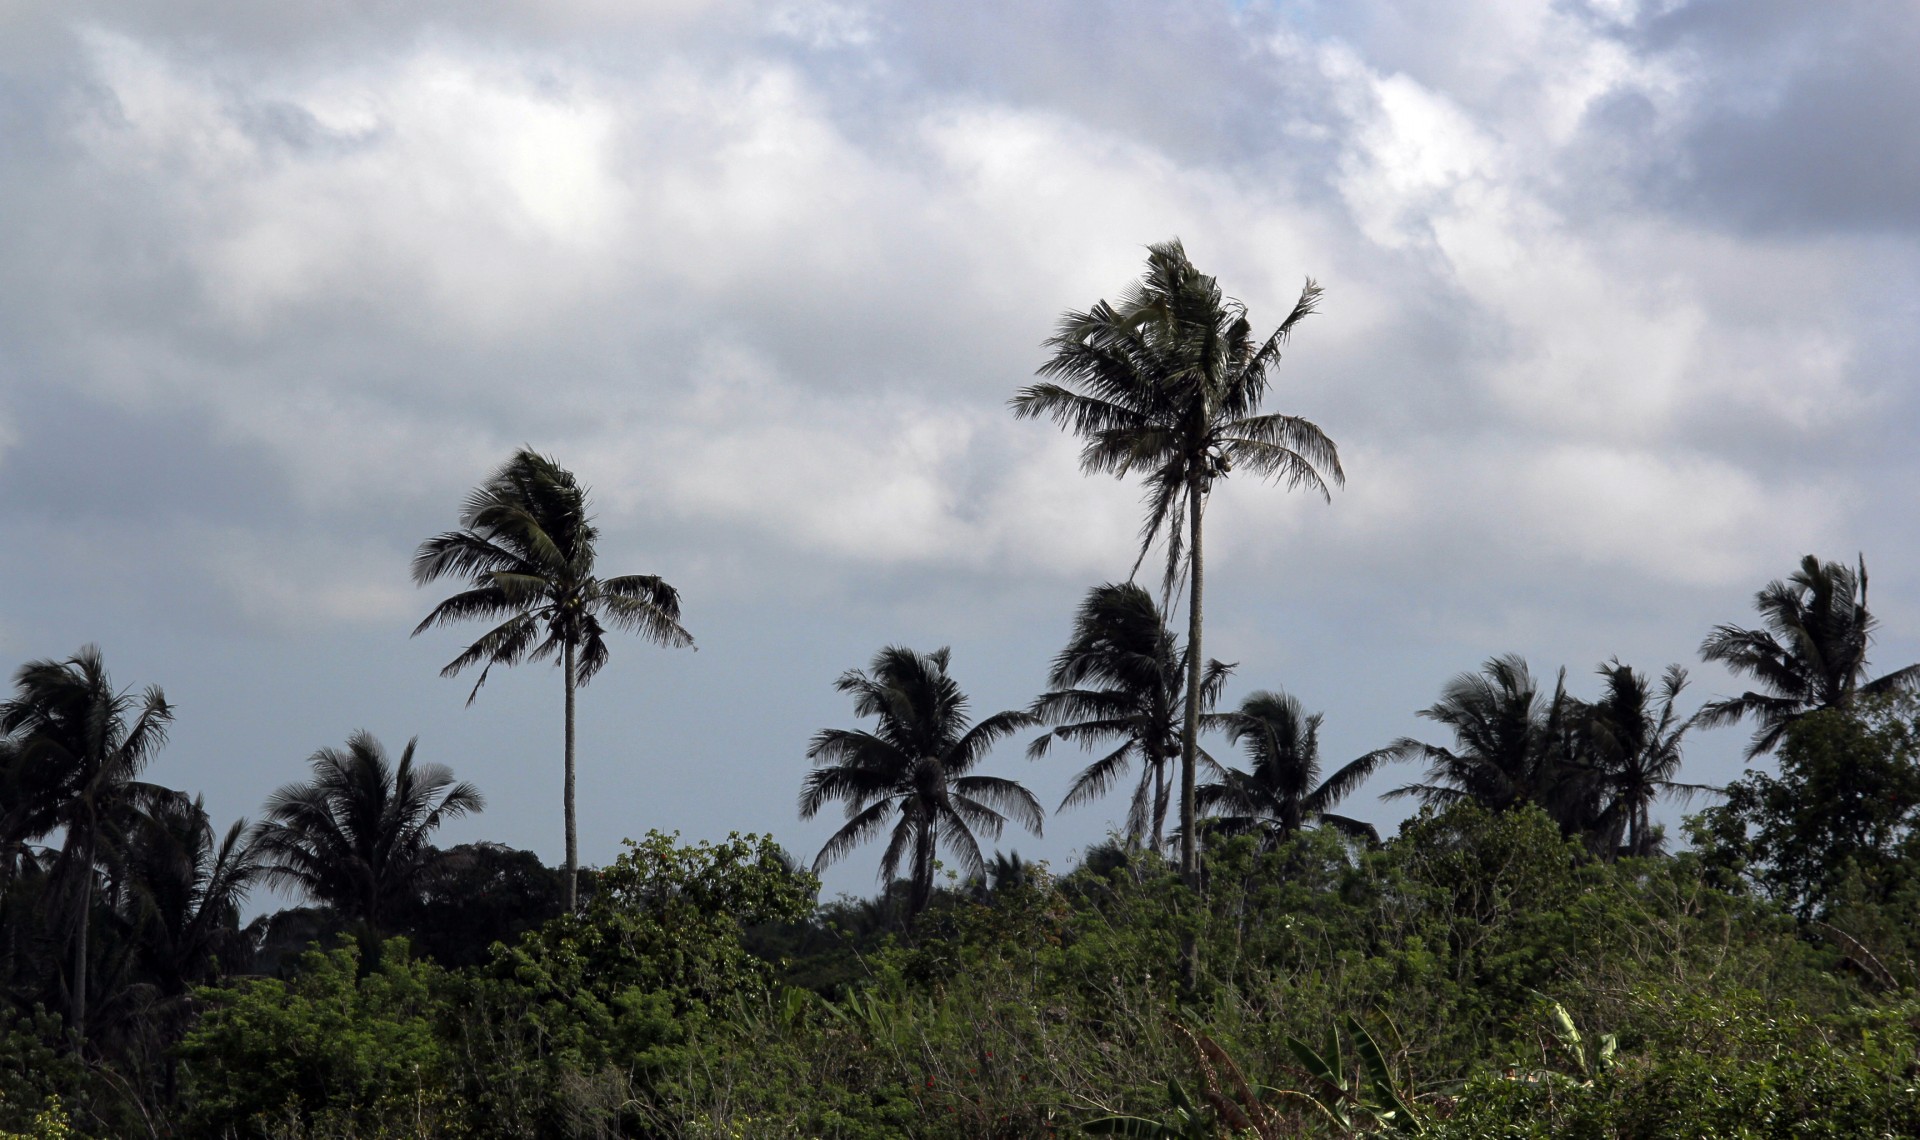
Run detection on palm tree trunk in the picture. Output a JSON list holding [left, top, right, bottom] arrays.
[[1150, 760, 1168, 852], [72, 827, 94, 1042], [564, 638, 579, 912], [909, 815, 935, 926], [1178, 479, 1205, 993], [1179, 479, 1205, 889]]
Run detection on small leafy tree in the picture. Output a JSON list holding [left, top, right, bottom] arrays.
[[1694, 695, 1920, 918], [455, 832, 817, 1135], [176, 941, 460, 1138]]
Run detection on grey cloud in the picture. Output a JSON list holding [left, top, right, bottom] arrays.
[[0, 389, 287, 525], [1610, 0, 1920, 235], [0, 0, 1916, 891]]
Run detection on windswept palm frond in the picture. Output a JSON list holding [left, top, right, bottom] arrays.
[[1379, 655, 1583, 828], [800, 647, 1041, 924], [1698, 555, 1920, 758], [1197, 689, 1383, 847], [1028, 582, 1229, 852], [0, 645, 173, 1036], [251, 732, 482, 937]]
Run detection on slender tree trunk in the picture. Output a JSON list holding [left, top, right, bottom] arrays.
[[1150, 759, 1168, 853], [908, 814, 936, 927], [564, 639, 579, 912], [72, 826, 94, 1042], [1178, 479, 1206, 993], [1179, 479, 1206, 889]]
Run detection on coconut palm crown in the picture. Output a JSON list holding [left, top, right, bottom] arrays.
[[1382, 654, 1580, 823], [1199, 690, 1385, 846], [1698, 554, 1920, 759], [251, 731, 482, 939], [0, 645, 172, 1037], [1028, 581, 1231, 852], [1575, 661, 1709, 858], [800, 646, 1042, 922]]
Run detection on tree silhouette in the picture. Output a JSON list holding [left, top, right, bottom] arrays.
[[1013, 239, 1341, 885], [251, 732, 482, 945], [413, 448, 691, 909], [1028, 582, 1230, 851], [1383, 655, 1580, 824], [1199, 690, 1385, 847], [0, 645, 171, 1039], [1698, 555, 1920, 758], [800, 647, 1042, 922], [1574, 661, 1708, 858]]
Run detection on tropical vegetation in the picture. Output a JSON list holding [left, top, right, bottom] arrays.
[[2, 246, 1918, 1138]]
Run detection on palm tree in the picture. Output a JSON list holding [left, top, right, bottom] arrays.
[[251, 732, 483, 942], [1013, 239, 1342, 885], [1027, 582, 1231, 852], [122, 791, 259, 1000], [799, 647, 1043, 922], [1198, 690, 1385, 846], [0, 645, 171, 1039], [1575, 661, 1709, 858], [116, 791, 259, 1102], [1698, 555, 1920, 758], [412, 448, 692, 909], [1382, 655, 1581, 825]]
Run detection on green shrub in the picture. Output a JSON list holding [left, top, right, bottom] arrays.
[[176, 940, 466, 1138]]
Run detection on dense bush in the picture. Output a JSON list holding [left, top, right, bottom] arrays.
[[6, 813, 1915, 1137]]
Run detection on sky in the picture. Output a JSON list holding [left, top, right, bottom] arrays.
[[2, 0, 1917, 903]]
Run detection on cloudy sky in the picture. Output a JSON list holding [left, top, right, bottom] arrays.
[[3, 0, 1917, 900]]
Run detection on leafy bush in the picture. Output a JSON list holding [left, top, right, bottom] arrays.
[[176, 940, 465, 1138]]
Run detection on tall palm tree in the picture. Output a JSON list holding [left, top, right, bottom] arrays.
[[1198, 690, 1385, 846], [412, 448, 692, 909], [800, 647, 1043, 922], [1575, 661, 1709, 858], [1382, 655, 1581, 825], [1013, 239, 1342, 885], [1028, 582, 1230, 852], [251, 732, 483, 941], [0, 646, 171, 1039], [1698, 555, 1920, 758]]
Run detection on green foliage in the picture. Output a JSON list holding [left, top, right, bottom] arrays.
[[399, 843, 570, 970], [0, 1011, 83, 1137], [0, 1096, 73, 1140], [1432, 991, 1920, 1139], [1695, 697, 1920, 919], [1084, 1077, 1214, 1138], [176, 940, 464, 1138], [1282, 1015, 1427, 1135], [446, 831, 818, 1135]]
